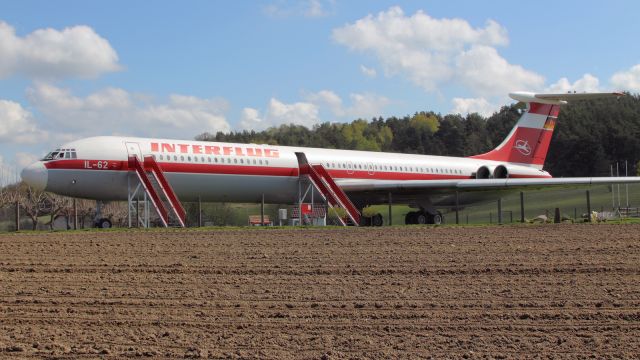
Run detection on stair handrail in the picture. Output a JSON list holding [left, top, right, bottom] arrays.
[[308, 165, 360, 225], [311, 165, 361, 222], [128, 155, 169, 227], [143, 155, 186, 226]]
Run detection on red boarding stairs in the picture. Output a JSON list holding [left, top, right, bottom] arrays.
[[128, 155, 186, 227], [295, 152, 360, 226]]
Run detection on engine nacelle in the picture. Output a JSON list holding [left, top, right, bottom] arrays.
[[476, 164, 509, 179], [476, 165, 492, 179], [493, 164, 509, 179]]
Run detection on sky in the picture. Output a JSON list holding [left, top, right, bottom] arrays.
[[2, 0, 640, 183]]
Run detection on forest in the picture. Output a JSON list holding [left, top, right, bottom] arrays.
[[197, 93, 640, 177]]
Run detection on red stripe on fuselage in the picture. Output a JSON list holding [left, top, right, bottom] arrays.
[[43, 159, 551, 180]]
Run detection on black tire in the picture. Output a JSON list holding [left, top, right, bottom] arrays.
[[372, 213, 384, 227], [96, 218, 112, 229], [432, 212, 444, 225], [405, 212, 416, 224], [416, 213, 428, 224]]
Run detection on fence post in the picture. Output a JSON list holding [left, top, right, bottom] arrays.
[[260, 194, 265, 226], [73, 198, 78, 230], [520, 192, 525, 223], [497, 198, 502, 224], [15, 200, 20, 231], [198, 196, 202, 227], [586, 190, 592, 222], [388, 192, 392, 226], [455, 191, 459, 224]]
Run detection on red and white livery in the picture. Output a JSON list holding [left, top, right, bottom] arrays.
[[21, 91, 639, 226]]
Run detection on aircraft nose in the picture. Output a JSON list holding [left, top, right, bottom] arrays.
[[21, 161, 48, 191]]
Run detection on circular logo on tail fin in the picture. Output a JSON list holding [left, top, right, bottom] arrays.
[[514, 139, 532, 156]]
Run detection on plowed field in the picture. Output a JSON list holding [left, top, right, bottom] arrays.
[[1, 224, 639, 358]]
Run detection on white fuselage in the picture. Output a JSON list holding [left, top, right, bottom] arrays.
[[23, 136, 551, 204]]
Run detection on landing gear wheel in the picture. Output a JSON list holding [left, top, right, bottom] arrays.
[[95, 218, 112, 229], [431, 212, 444, 225], [416, 213, 428, 224], [372, 213, 384, 227], [405, 212, 417, 225]]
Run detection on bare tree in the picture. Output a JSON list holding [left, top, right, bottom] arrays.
[[75, 199, 95, 229], [46, 193, 73, 230], [18, 183, 49, 230]]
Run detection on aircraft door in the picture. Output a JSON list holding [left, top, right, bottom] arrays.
[[367, 163, 375, 176], [125, 142, 143, 160]]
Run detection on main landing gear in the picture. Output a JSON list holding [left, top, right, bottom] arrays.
[[360, 213, 384, 227], [405, 210, 444, 225]]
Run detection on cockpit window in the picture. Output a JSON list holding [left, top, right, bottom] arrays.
[[41, 148, 76, 161]]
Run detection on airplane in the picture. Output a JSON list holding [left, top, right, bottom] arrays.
[[20, 91, 640, 228]]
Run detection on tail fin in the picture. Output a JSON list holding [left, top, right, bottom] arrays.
[[470, 91, 623, 169]]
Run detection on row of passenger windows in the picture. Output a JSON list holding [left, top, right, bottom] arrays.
[[153, 154, 270, 166], [151, 153, 462, 174], [324, 162, 464, 175]]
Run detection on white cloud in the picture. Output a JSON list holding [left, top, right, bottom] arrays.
[[451, 97, 497, 117], [360, 65, 377, 78], [454, 45, 544, 96], [0, 99, 48, 144], [239, 107, 264, 130], [239, 98, 319, 131], [265, 0, 333, 18], [305, 90, 390, 119], [332, 7, 526, 94], [0, 21, 120, 79], [27, 83, 231, 139], [546, 74, 601, 93], [610, 64, 640, 92]]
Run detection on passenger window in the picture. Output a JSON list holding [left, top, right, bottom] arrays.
[[240, 159, 244, 164], [234, 158, 238, 164], [259, 160, 263, 165], [180, 155, 184, 161]]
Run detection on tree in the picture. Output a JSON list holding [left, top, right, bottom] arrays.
[[17, 183, 49, 230]]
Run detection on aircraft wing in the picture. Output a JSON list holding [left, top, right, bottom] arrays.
[[337, 177, 640, 193]]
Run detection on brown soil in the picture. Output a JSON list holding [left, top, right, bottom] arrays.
[[0, 224, 639, 359]]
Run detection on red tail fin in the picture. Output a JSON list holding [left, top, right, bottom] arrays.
[[470, 102, 559, 168]]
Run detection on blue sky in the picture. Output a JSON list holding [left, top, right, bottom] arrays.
[[1, 0, 640, 182]]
